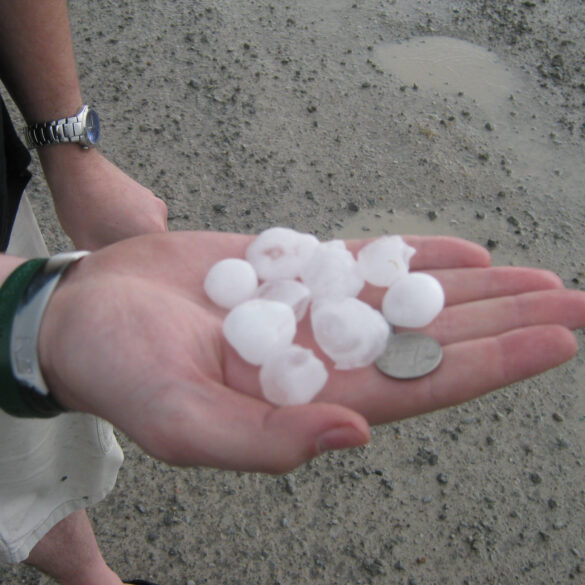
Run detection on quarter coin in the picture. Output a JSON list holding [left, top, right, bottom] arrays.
[[375, 332, 443, 379]]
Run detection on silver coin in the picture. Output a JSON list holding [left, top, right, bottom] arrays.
[[375, 332, 443, 379]]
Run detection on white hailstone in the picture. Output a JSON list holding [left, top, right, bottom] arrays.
[[382, 272, 445, 328], [204, 258, 259, 309], [223, 299, 296, 366], [300, 241, 364, 300], [311, 298, 391, 370], [260, 345, 328, 406], [320, 239, 347, 250], [357, 235, 416, 287], [254, 279, 312, 322], [246, 227, 319, 281]]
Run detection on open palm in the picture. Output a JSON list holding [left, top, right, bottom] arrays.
[[40, 231, 585, 473]]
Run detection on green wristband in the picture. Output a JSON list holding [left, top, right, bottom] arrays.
[[0, 259, 53, 416], [0, 257, 72, 418]]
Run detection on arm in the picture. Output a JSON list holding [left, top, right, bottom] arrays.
[[0, 0, 82, 123], [0, 0, 167, 250], [30, 232, 585, 472]]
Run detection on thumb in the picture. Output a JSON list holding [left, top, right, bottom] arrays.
[[134, 384, 370, 473]]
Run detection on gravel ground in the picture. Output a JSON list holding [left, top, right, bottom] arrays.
[[2, 1, 585, 584]]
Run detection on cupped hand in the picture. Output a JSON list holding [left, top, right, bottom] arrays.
[[39, 147, 168, 249], [38, 231, 585, 473]]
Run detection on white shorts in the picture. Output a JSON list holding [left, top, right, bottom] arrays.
[[0, 196, 123, 564]]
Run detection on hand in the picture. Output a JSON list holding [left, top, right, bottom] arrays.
[[38, 231, 585, 473], [39, 147, 168, 250]]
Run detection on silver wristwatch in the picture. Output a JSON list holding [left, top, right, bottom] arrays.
[[24, 105, 100, 149]]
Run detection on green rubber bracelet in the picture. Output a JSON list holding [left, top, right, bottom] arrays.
[[0, 258, 63, 417]]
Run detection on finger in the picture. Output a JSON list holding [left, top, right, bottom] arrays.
[[415, 324, 578, 415], [430, 266, 565, 306], [137, 380, 370, 473], [407, 235, 492, 269], [325, 325, 577, 425], [347, 235, 491, 270], [423, 288, 585, 345], [357, 265, 567, 312]]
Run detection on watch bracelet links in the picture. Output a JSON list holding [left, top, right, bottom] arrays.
[[25, 114, 85, 148], [0, 252, 89, 417]]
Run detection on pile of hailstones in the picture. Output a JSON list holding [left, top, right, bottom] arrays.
[[204, 227, 444, 406]]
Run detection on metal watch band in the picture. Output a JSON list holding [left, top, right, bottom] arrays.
[[24, 105, 99, 149], [10, 251, 90, 401], [25, 112, 85, 148]]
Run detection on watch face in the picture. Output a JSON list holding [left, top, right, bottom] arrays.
[[86, 109, 100, 144]]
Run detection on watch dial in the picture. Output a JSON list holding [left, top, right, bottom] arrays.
[[86, 109, 100, 144]]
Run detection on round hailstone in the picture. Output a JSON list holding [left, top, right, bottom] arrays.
[[311, 298, 391, 370], [357, 235, 416, 287], [382, 273, 445, 328], [204, 258, 259, 309], [246, 227, 319, 281], [254, 279, 312, 322], [260, 345, 328, 406], [300, 240, 364, 300], [223, 299, 296, 366]]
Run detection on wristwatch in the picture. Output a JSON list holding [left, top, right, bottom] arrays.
[[24, 105, 100, 149]]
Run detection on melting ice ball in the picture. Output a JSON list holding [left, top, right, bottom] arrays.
[[311, 298, 391, 369], [300, 240, 364, 300], [357, 235, 416, 287], [260, 345, 328, 406], [382, 273, 445, 328], [254, 279, 312, 322], [246, 227, 319, 281], [223, 299, 296, 366], [204, 258, 258, 309]]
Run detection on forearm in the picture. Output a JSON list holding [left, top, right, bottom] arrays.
[[0, 0, 82, 123]]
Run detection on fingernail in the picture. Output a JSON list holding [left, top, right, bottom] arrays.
[[316, 426, 369, 455]]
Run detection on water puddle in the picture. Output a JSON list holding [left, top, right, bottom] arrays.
[[374, 36, 584, 202], [334, 208, 458, 239], [375, 36, 519, 120]]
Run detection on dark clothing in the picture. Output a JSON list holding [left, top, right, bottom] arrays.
[[0, 94, 31, 251]]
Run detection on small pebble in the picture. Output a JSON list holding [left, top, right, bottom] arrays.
[[529, 472, 543, 485], [436, 472, 449, 484]]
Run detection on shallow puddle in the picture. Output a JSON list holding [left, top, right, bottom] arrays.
[[334, 208, 458, 239], [374, 36, 584, 203], [375, 36, 519, 120]]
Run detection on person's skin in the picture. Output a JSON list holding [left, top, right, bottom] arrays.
[[23, 509, 123, 585], [32, 231, 585, 470], [0, 0, 168, 250]]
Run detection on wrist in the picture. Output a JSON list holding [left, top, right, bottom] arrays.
[[0, 256, 29, 284], [38, 139, 100, 167], [38, 144, 102, 189]]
